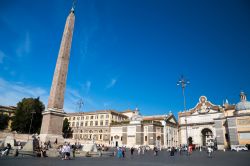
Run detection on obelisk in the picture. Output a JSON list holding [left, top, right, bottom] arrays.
[[40, 6, 75, 143]]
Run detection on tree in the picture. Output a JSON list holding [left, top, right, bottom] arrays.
[[11, 97, 45, 134], [0, 114, 9, 130], [62, 118, 72, 138]]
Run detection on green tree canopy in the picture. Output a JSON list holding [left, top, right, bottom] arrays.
[[11, 97, 45, 134], [62, 118, 72, 138], [0, 114, 10, 130]]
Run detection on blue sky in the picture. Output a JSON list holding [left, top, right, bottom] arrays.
[[0, 0, 250, 117]]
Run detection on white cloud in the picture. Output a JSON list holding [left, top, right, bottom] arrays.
[[0, 78, 100, 113], [106, 78, 117, 89], [16, 32, 31, 57], [0, 78, 48, 106], [0, 50, 6, 63]]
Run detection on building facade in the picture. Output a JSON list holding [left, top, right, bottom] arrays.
[[65, 109, 178, 148], [110, 111, 165, 148], [65, 110, 128, 145], [143, 114, 178, 148], [215, 92, 250, 150], [178, 96, 223, 147]]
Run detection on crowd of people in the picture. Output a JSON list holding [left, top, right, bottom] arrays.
[[1, 138, 215, 159], [114, 145, 215, 159]]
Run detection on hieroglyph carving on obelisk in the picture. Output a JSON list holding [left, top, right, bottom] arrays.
[[40, 6, 75, 143]]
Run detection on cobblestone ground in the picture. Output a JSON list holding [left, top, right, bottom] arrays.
[[0, 150, 250, 166]]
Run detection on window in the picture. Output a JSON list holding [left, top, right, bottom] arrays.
[[73, 117, 75, 120], [81, 122, 83, 126], [95, 115, 98, 119], [72, 122, 75, 127], [95, 121, 98, 126], [77, 117, 80, 120], [105, 120, 109, 126], [121, 136, 123, 141], [100, 121, 103, 126], [76, 122, 79, 127], [111, 136, 113, 141], [145, 136, 147, 141], [81, 116, 84, 120], [100, 115, 104, 119], [91, 116, 94, 119], [86, 116, 89, 120], [90, 121, 93, 126], [85, 122, 88, 126], [99, 134, 102, 140], [106, 114, 109, 118]]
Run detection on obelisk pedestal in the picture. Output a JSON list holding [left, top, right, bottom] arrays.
[[40, 8, 75, 144]]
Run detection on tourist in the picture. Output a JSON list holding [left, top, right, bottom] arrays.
[[170, 147, 175, 156], [1, 143, 11, 156], [40, 142, 47, 157], [54, 138, 58, 144], [61, 142, 71, 160], [17, 141, 22, 150], [153, 147, 158, 156], [130, 147, 134, 156], [117, 147, 122, 158], [207, 146, 213, 158], [142, 146, 145, 155], [137, 146, 141, 155], [47, 140, 52, 149], [72, 143, 77, 158], [122, 146, 126, 158], [179, 145, 182, 155], [58, 145, 63, 158], [65, 143, 71, 159], [188, 145, 192, 155]]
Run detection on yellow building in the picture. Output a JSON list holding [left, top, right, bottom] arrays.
[[0, 105, 16, 131], [215, 92, 250, 150], [64, 110, 128, 145]]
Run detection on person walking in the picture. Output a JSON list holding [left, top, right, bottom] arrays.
[[170, 147, 175, 156], [122, 146, 126, 158], [72, 143, 76, 158], [137, 146, 141, 155], [153, 147, 158, 156], [117, 147, 122, 158], [207, 146, 213, 158], [142, 146, 145, 155], [130, 147, 134, 156]]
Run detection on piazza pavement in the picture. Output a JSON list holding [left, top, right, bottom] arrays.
[[0, 150, 250, 166]]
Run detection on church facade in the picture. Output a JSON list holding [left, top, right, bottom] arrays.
[[215, 92, 250, 150], [178, 96, 223, 147], [179, 92, 250, 150]]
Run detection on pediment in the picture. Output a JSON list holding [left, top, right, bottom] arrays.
[[190, 96, 220, 115], [166, 115, 178, 124]]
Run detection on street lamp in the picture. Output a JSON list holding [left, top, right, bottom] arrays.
[[177, 75, 190, 152], [76, 98, 84, 144]]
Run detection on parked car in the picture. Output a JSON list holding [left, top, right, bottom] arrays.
[[231, 145, 248, 151]]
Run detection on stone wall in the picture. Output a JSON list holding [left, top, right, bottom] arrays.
[[0, 132, 32, 142]]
